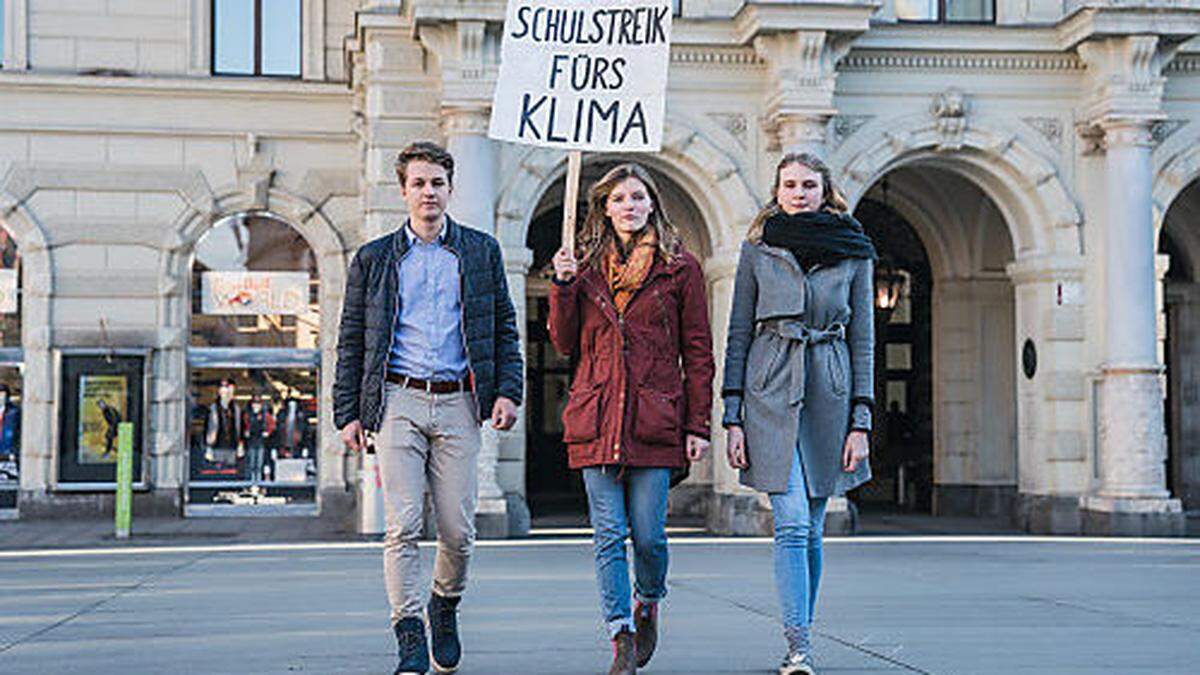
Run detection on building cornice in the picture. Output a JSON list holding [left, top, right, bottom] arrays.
[[0, 71, 351, 100]]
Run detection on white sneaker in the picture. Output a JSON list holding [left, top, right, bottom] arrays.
[[779, 651, 816, 675]]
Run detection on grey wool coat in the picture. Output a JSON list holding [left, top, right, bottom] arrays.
[[721, 240, 875, 496]]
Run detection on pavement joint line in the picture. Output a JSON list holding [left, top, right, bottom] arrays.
[[670, 578, 931, 673], [1019, 594, 1200, 635], [0, 551, 209, 655], [0, 534, 1198, 559]]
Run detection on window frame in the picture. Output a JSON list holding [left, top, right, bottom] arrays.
[[894, 0, 997, 25], [210, 0, 303, 79]]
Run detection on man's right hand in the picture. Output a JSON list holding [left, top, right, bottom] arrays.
[[340, 420, 365, 452]]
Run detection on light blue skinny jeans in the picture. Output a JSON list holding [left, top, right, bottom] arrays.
[[582, 466, 671, 638], [769, 430, 830, 636]]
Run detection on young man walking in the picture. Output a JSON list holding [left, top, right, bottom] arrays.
[[334, 141, 523, 674]]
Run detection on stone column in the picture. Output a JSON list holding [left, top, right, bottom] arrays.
[[443, 108, 497, 232], [1082, 119, 1183, 535], [439, 107, 509, 537]]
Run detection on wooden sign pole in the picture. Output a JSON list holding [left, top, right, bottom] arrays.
[[561, 150, 583, 254]]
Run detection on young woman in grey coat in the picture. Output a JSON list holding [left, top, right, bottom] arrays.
[[722, 152, 875, 675]]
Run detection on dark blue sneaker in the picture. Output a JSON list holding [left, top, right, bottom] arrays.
[[392, 616, 429, 675], [427, 592, 462, 673]]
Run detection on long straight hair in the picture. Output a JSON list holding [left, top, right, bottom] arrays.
[[747, 152, 850, 243], [576, 163, 682, 270]]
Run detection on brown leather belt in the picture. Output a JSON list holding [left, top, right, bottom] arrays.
[[386, 371, 469, 394]]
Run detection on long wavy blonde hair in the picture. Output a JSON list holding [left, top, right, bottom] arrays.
[[576, 163, 682, 270], [747, 152, 850, 243]]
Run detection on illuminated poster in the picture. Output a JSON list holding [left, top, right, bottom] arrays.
[[76, 375, 128, 465], [201, 271, 309, 315]]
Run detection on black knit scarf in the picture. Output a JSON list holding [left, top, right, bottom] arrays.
[[762, 210, 877, 272]]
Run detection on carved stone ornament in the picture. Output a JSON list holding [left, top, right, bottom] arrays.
[[1022, 117, 1063, 149], [707, 112, 749, 148], [931, 88, 968, 151], [1150, 119, 1188, 145], [832, 115, 874, 147]]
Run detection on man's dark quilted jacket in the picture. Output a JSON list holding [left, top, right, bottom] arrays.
[[333, 217, 524, 432]]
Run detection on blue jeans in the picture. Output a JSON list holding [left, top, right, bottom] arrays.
[[770, 441, 829, 633], [583, 466, 671, 638]]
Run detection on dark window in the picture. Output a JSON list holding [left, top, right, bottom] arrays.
[[895, 0, 995, 23], [213, 0, 301, 77]]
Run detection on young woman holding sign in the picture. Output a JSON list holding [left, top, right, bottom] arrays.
[[548, 163, 714, 675], [722, 153, 875, 675]]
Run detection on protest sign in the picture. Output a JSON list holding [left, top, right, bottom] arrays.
[[489, 0, 674, 250]]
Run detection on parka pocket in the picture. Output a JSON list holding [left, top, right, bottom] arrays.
[[632, 387, 682, 446], [562, 381, 604, 443]]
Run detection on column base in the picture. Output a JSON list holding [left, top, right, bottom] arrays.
[[707, 491, 772, 535], [706, 492, 857, 535], [934, 484, 1017, 519], [1017, 493, 1082, 534], [474, 496, 509, 540], [504, 492, 531, 538], [667, 482, 711, 520], [1080, 495, 1185, 537]]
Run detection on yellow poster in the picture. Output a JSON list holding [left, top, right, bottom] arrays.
[[77, 375, 128, 465]]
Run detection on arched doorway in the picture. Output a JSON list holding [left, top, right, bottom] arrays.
[[185, 211, 322, 515], [1160, 177, 1200, 512], [853, 164, 1018, 519], [522, 160, 710, 522]]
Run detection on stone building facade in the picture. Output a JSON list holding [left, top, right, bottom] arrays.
[[1, 0, 1198, 535]]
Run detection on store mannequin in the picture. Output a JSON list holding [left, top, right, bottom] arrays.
[[242, 393, 275, 483], [205, 379, 243, 467]]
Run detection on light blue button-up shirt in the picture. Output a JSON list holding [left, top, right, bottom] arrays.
[[388, 223, 470, 381]]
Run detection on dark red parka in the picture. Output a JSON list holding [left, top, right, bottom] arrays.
[[548, 250, 715, 469]]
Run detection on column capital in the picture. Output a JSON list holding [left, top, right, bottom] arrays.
[[414, 15, 502, 112], [440, 106, 492, 137], [751, 30, 851, 151], [1075, 34, 1178, 128]]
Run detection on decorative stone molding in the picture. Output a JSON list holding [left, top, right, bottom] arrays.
[[671, 46, 763, 67], [835, 114, 1083, 256], [1023, 117, 1064, 150], [753, 30, 855, 148], [840, 52, 1085, 72], [931, 88, 969, 152], [1150, 119, 1188, 146], [1076, 35, 1179, 128], [707, 113, 750, 148], [416, 18, 501, 112], [832, 115, 874, 147]]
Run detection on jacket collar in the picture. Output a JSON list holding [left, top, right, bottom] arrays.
[[391, 215, 463, 257]]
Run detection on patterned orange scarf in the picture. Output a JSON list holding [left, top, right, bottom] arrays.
[[605, 229, 658, 314]]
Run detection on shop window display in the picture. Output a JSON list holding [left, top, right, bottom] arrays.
[[188, 213, 320, 510]]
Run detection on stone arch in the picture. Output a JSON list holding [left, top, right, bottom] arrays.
[[1154, 136, 1200, 242], [159, 183, 349, 502], [494, 115, 761, 261], [0, 182, 55, 501], [833, 113, 1083, 258]]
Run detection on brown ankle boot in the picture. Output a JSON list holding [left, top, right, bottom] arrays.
[[633, 601, 658, 667], [608, 629, 637, 675]]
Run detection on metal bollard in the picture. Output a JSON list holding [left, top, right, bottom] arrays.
[[357, 447, 386, 535]]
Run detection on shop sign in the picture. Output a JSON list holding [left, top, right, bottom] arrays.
[[0, 270, 16, 314], [201, 271, 310, 316], [488, 0, 673, 152]]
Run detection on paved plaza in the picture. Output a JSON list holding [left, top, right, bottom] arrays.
[[0, 530, 1198, 674]]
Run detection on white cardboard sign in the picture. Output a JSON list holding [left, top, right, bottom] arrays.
[[488, 0, 673, 152]]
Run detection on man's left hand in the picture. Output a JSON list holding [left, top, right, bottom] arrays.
[[491, 396, 518, 431]]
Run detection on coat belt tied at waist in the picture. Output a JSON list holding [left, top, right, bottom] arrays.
[[756, 318, 847, 405]]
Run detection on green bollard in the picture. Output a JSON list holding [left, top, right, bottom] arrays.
[[115, 422, 133, 540]]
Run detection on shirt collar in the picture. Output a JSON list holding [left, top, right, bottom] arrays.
[[405, 220, 446, 246]]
